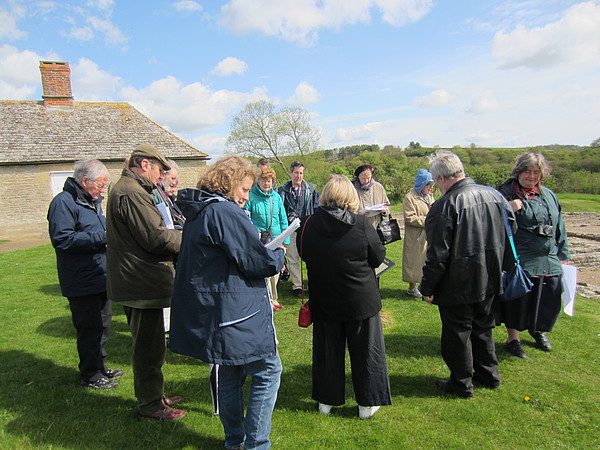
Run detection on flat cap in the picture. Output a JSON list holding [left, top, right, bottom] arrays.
[[130, 144, 171, 171]]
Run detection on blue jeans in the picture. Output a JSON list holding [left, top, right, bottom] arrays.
[[218, 352, 282, 450]]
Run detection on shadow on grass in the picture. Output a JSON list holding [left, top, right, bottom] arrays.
[[38, 283, 62, 297], [0, 350, 222, 449], [384, 334, 440, 358]]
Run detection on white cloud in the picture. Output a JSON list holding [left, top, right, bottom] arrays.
[[334, 121, 385, 142], [62, 15, 127, 46], [0, 45, 59, 99], [64, 26, 94, 41], [0, 5, 27, 40], [288, 81, 321, 105], [414, 89, 454, 108], [492, 1, 600, 69], [219, 0, 433, 45], [120, 76, 270, 134], [86, 0, 114, 12], [467, 90, 500, 114], [71, 58, 122, 101], [87, 16, 128, 45], [189, 133, 228, 158], [210, 57, 249, 77], [173, 0, 203, 12]]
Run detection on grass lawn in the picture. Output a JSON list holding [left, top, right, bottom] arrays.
[[0, 242, 598, 449]]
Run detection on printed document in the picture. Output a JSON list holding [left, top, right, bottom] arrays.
[[265, 217, 301, 249]]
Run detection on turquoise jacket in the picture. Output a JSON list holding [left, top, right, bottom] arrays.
[[498, 179, 570, 277], [245, 184, 290, 245]]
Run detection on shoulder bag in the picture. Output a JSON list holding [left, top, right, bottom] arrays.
[[376, 215, 402, 245], [298, 215, 312, 327], [259, 196, 274, 244], [492, 189, 534, 302]]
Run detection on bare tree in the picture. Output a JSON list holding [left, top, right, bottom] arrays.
[[279, 105, 321, 156], [226, 101, 320, 172]]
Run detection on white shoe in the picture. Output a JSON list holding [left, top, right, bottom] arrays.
[[318, 403, 333, 415], [358, 405, 380, 419], [407, 287, 422, 298]]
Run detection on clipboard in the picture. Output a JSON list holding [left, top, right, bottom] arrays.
[[375, 257, 396, 277]]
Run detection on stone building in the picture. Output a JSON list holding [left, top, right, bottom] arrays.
[[0, 61, 209, 233]]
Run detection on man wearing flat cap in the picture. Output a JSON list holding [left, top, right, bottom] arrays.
[[106, 144, 185, 421]]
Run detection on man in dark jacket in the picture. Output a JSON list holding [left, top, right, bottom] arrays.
[[106, 144, 184, 421], [48, 159, 123, 389], [278, 161, 319, 297], [420, 151, 510, 399]]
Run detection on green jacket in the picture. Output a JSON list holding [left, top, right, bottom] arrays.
[[498, 179, 570, 277], [244, 184, 290, 245], [106, 168, 182, 307]]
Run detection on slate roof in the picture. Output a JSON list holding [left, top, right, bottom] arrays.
[[0, 100, 209, 165]]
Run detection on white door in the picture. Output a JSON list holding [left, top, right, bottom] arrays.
[[50, 170, 74, 197]]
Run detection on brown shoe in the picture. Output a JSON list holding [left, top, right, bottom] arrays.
[[163, 395, 184, 407], [139, 405, 186, 421]]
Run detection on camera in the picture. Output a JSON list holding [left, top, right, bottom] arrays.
[[536, 224, 554, 237]]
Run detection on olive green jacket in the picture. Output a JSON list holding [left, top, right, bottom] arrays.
[[106, 169, 181, 307]]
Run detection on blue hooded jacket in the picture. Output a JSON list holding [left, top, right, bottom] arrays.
[[169, 188, 285, 365]]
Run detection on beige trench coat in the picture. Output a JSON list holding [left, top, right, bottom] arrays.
[[402, 188, 434, 283], [354, 180, 390, 228]]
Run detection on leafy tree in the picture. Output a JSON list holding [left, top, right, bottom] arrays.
[[590, 137, 600, 148], [226, 101, 320, 173]]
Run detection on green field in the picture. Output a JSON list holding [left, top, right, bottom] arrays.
[[0, 241, 598, 449]]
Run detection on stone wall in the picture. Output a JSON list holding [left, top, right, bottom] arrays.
[[0, 159, 206, 229]]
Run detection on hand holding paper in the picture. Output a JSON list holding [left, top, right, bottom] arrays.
[[360, 202, 390, 217], [265, 218, 301, 249]]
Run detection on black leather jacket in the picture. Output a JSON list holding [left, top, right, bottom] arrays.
[[420, 178, 511, 305]]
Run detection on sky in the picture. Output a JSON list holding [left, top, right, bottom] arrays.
[[1, 0, 599, 162]]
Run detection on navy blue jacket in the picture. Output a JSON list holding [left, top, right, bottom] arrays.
[[278, 180, 319, 223], [169, 189, 285, 365], [47, 177, 107, 298]]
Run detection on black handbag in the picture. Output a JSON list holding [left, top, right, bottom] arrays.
[[376, 217, 402, 245], [259, 229, 273, 244], [491, 188, 534, 302], [260, 196, 274, 244]]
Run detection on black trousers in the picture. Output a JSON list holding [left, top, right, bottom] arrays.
[[438, 296, 500, 394], [67, 292, 111, 382], [312, 313, 392, 407], [123, 307, 166, 414]]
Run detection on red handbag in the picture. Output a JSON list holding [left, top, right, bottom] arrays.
[[298, 215, 313, 328]]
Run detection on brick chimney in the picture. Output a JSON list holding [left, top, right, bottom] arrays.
[[39, 61, 74, 109]]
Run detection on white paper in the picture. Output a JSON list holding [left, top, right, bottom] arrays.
[[360, 202, 390, 217], [156, 202, 175, 229], [265, 217, 301, 249], [561, 264, 577, 316]]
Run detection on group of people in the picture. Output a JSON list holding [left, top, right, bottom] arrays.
[[47, 146, 569, 449]]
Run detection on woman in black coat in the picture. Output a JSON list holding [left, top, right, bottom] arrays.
[[297, 175, 391, 419]]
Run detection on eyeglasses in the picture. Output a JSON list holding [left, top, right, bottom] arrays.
[[522, 170, 541, 176], [87, 179, 107, 189]]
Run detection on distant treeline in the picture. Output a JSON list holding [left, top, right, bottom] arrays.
[[268, 144, 600, 202]]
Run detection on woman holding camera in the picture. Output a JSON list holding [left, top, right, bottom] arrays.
[[495, 152, 570, 359], [245, 166, 289, 310]]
